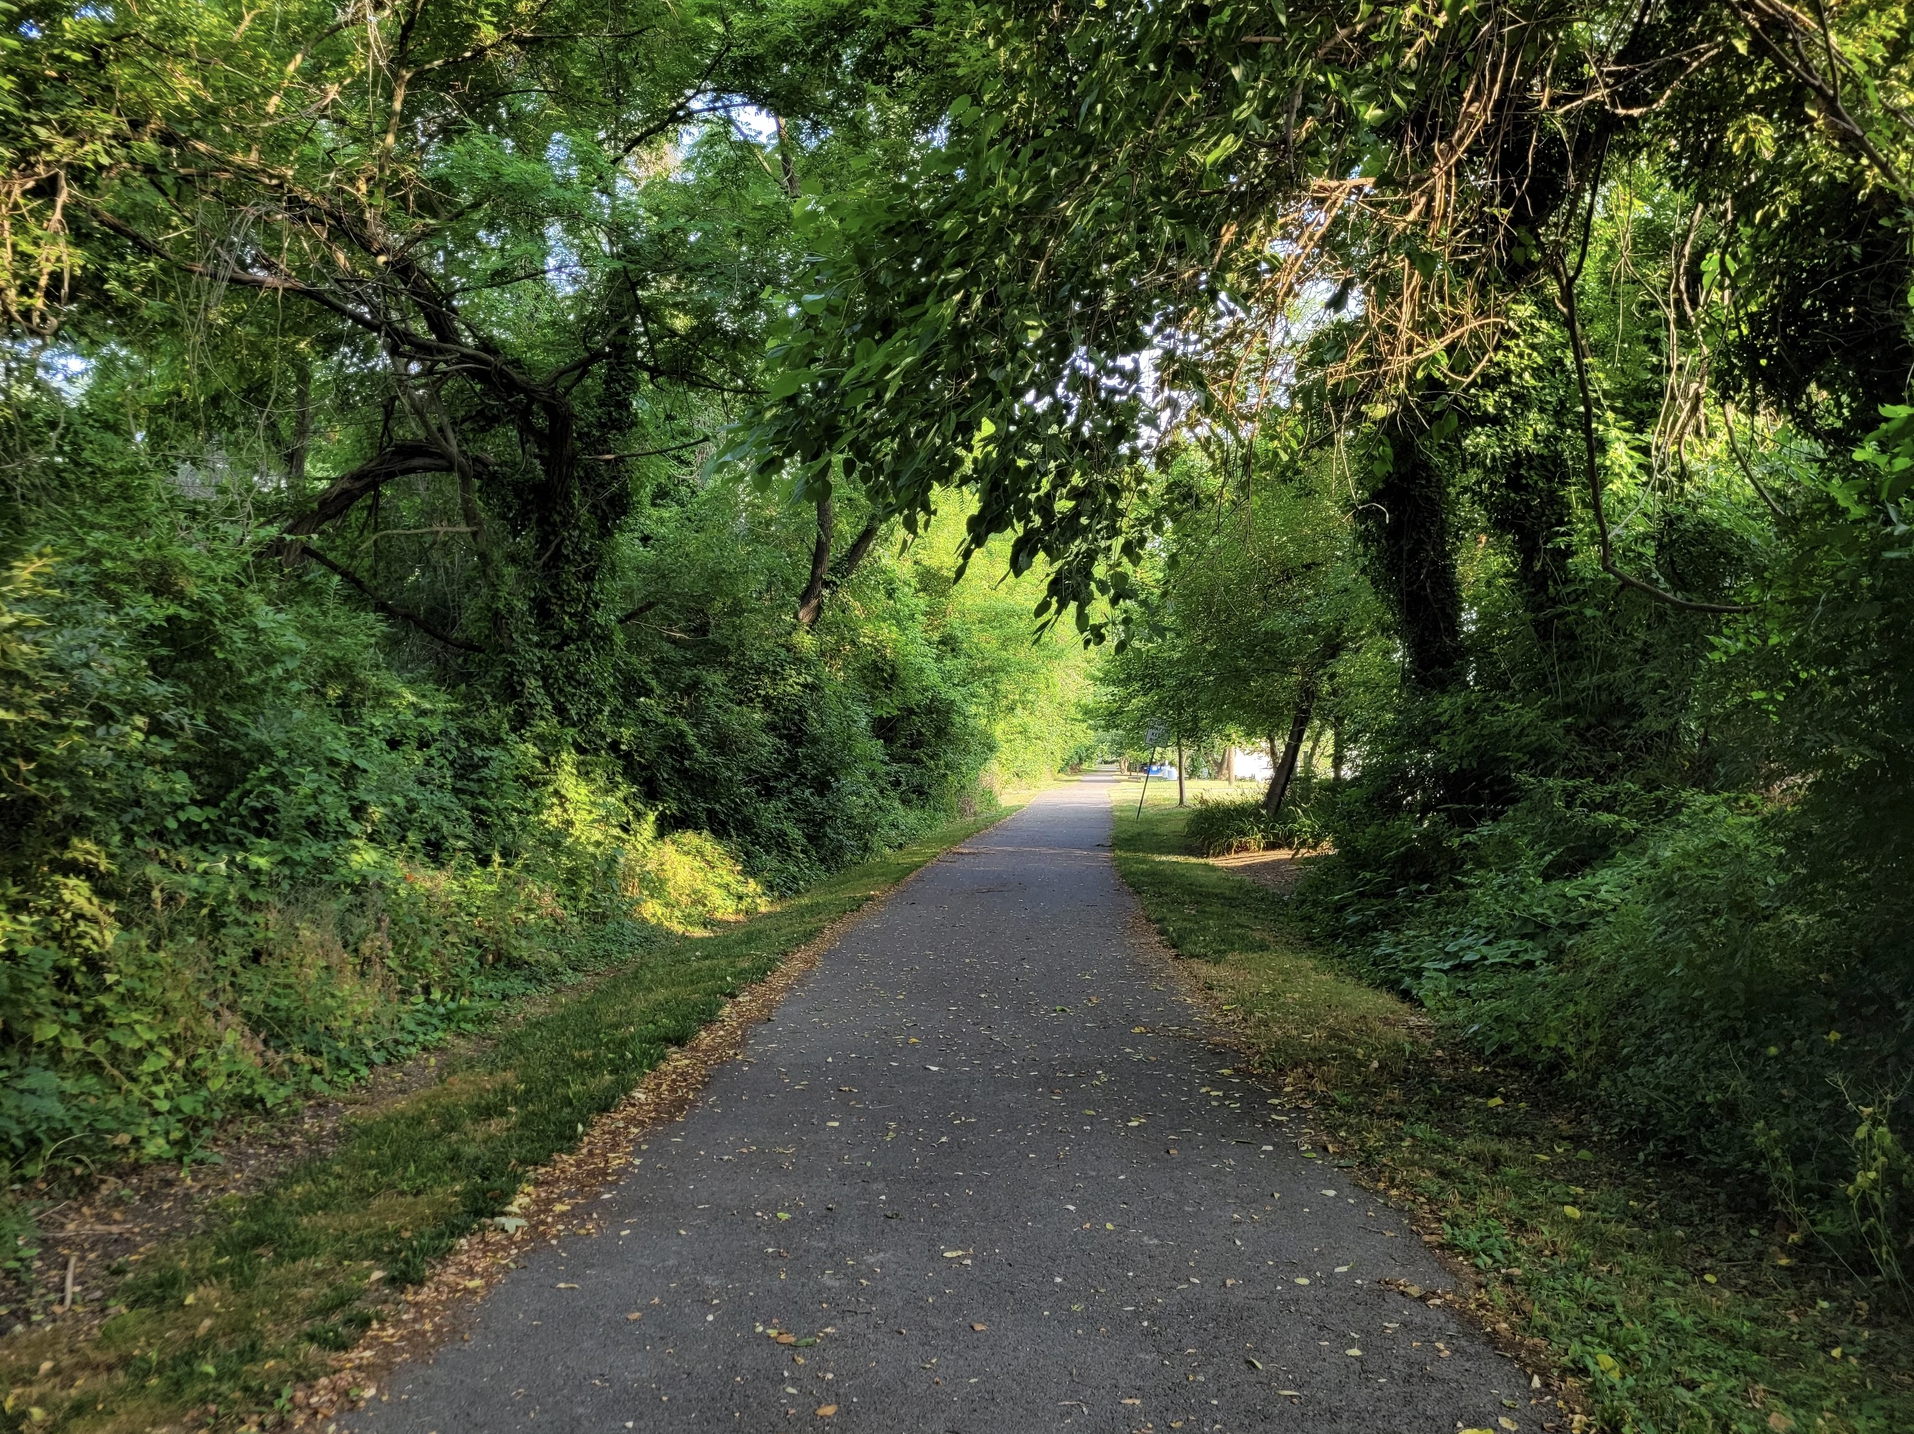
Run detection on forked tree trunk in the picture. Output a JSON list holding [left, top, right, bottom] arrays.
[[795, 494, 835, 627]]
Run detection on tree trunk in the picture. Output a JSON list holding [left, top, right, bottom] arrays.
[[1176, 736, 1185, 807], [1299, 724, 1324, 802], [1331, 717, 1344, 789], [1263, 686, 1317, 817], [285, 361, 312, 489], [796, 508, 881, 628], [795, 495, 834, 627], [1357, 424, 1466, 688], [774, 115, 802, 199]]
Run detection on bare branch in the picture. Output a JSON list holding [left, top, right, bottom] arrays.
[[588, 435, 713, 461], [282, 440, 463, 536], [1555, 254, 1755, 615], [280, 541, 484, 651]]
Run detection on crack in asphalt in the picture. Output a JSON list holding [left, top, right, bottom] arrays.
[[350, 782, 1544, 1433]]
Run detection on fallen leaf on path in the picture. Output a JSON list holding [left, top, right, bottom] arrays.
[[971, 1323, 988, 1331], [627, 1312, 642, 1321], [815, 1404, 837, 1417], [1245, 1357, 1263, 1370]]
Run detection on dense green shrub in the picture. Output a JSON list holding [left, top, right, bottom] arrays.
[[1316, 783, 1910, 1261], [0, 464, 1022, 1175], [1182, 794, 1333, 856]]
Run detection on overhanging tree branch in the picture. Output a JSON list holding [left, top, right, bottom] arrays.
[[282, 440, 467, 535], [1554, 252, 1755, 616]]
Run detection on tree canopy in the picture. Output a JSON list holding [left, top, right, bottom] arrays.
[[4, 0, 1913, 1318]]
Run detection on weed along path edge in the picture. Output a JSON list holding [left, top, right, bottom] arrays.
[[349, 779, 1541, 1434]]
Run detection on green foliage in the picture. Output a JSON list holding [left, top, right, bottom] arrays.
[[0, 438, 1020, 1173], [1182, 795, 1333, 857], [0, 0, 1036, 1182], [1324, 787, 1909, 1207], [902, 509, 1097, 788], [1116, 797, 1914, 1434], [0, 1198, 36, 1283], [0, 810, 1002, 1433]]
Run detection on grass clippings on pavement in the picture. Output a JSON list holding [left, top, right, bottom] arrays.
[[1110, 791, 1914, 1434], [0, 809, 1009, 1434]]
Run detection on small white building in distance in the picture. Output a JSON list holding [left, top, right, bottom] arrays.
[[1221, 746, 1274, 784]]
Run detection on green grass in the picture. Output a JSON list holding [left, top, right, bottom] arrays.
[[0, 810, 1007, 1433], [1112, 794, 1914, 1434]]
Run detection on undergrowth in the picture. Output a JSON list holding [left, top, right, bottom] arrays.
[[0, 808, 1004, 1433], [1180, 793, 1333, 856], [1113, 795, 1914, 1434]]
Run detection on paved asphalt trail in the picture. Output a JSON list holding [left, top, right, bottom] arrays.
[[354, 781, 1542, 1433]]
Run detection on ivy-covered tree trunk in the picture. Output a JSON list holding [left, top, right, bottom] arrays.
[[1360, 435, 1466, 689]]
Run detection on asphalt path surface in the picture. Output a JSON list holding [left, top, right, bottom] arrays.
[[353, 781, 1541, 1433]]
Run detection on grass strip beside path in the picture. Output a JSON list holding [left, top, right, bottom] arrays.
[[1, 809, 1010, 1434], [1111, 795, 1913, 1434]]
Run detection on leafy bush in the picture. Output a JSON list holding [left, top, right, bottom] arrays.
[[1309, 772, 1914, 1272], [1183, 795, 1333, 856], [0, 498, 978, 1174]]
